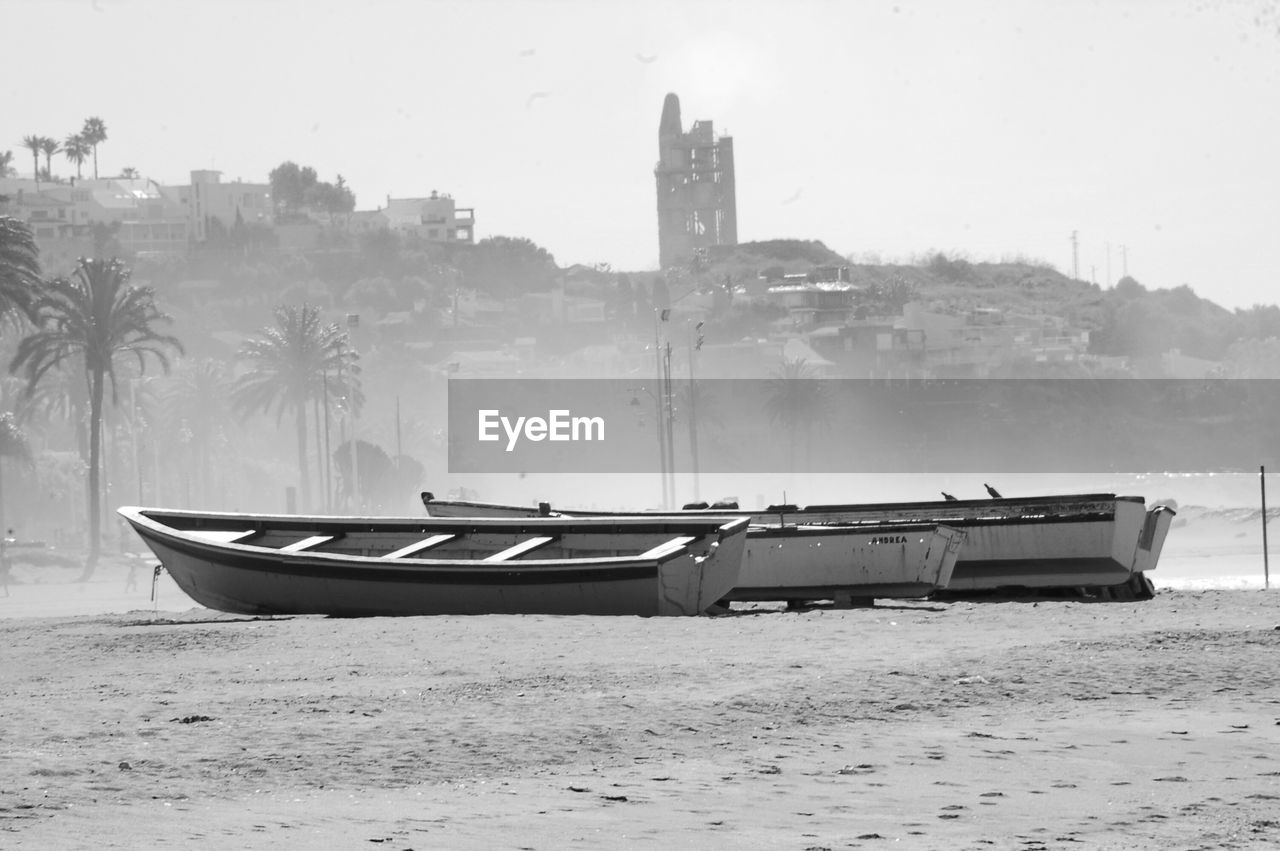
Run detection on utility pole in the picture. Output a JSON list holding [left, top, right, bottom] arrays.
[[346, 314, 360, 513], [653, 310, 670, 509], [1070, 230, 1079, 280], [1263, 466, 1271, 590], [1121, 244, 1128, 278], [322, 364, 332, 512], [1105, 241, 1111, 287], [664, 340, 675, 507], [687, 320, 704, 502]]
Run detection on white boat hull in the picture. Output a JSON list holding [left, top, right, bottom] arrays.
[[422, 493, 1175, 594], [727, 524, 965, 602]]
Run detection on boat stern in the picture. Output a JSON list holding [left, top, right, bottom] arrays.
[[655, 518, 748, 615]]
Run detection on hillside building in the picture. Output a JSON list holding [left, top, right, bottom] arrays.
[[381, 191, 475, 243], [1, 175, 192, 255], [172, 170, 272, 243]]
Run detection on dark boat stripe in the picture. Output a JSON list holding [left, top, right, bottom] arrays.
[[155, 533, 659, 585], [950, 557, 1126, 579]]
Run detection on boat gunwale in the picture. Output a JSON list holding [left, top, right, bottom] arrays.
[[743, 521, 959, 538], [420, 496, 1157, 529], [118, 506, 750, 570], [422, 493, 1143, 515]]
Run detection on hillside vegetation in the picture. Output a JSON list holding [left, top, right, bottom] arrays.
[[701, 241, 1271, 363]]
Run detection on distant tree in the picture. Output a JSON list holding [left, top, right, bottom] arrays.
[[21, 136, 41, 187], [267, 163, 355, 223], [456, 236, 558, 295], [2, 368, 86, 459], [928, 252, 973, 282], [1233, 304, 1280, 341], [63, 134, 90, 179], [763, 357, 831, 470], [0, 217, 41, 331], [231, 304, 360, 512], [268, 161, 319, 219], [91, 221, 122, 258], [344, 277, 399, 314], [0, 412, 34, 555], [1113, 275, 1146, 298], [359, 228, 401, 273], [0, 150, 14, 178], [38, 137, 60, 179], [1217, 337, 1280, 378], [10, 257, 183, 577], [120, 166, 139, 179], [305, 180, 356, 218], [81, 117, 108, 180], [332, 439, 424, 513], [278, 278, 334, 309], [856, 276, 918, 317], [163, 359, 235, 506]]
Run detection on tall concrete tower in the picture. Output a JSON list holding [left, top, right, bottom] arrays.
[[654, 93, 737, 269]]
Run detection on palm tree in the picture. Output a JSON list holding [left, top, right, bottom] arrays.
[[0, 216, 41, 330], [81, 117, 108, 180], [0, 150, 15, 178], [163, 359, 235, 506], [10, 257, 183, 577], [21, 135, 42, 187], [120, 167, 139, 180], [38, 137, 60, 180], [231, 304, 360, 512], [63, 134, 90, 179], [0, 413, 34, 571], [763, 357, 832, 472]]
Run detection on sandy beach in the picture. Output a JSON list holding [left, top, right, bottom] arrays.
[[3, 548, 1279, 850]]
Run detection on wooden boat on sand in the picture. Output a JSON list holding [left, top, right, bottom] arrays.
[[727, 522, 964, 605], [420, 494, 964, 605], [118, 507, 748, 617], [421, 492, 1174, 599]]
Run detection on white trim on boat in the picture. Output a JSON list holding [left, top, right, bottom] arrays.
[[187, 530, 255, 544], [638, 536, 697, 559], [280, 535, 335, 553], [484, 536, 555, 561], [381, 534, 457, 560]]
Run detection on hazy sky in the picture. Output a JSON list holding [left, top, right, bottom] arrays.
[[8, 0, 1279, 308]]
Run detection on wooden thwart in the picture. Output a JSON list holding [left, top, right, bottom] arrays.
[[189, 530, 256, 544], [280, 535, 335, 553], [639, 536, 697, 559], [484, 536, 555, 562], [381, 534, 456, 560]]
